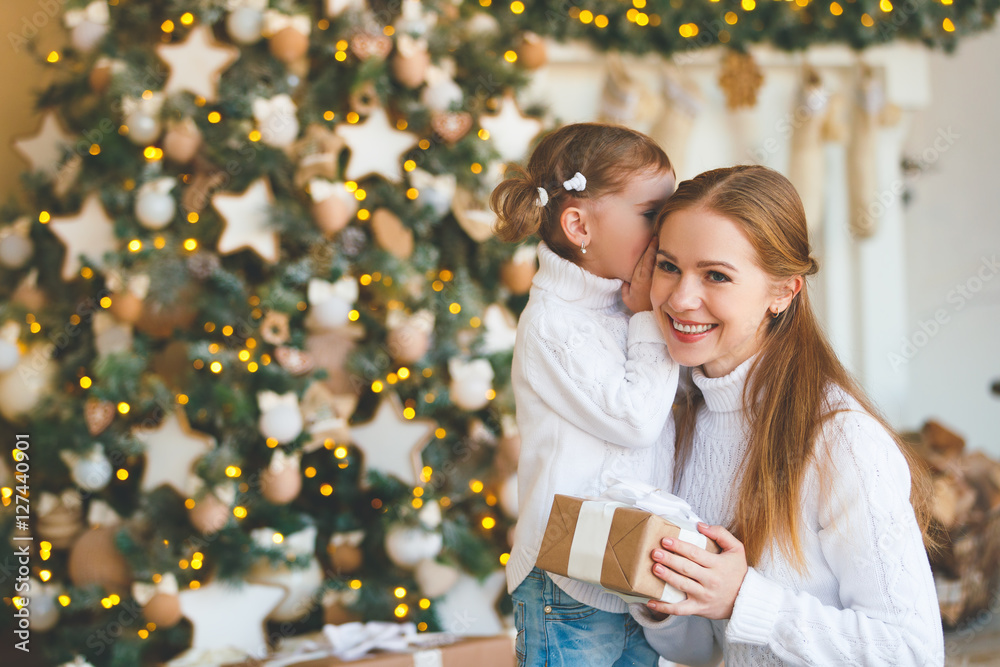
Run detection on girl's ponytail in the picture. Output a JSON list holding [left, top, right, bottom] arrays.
[[490, 165, 548, 244]]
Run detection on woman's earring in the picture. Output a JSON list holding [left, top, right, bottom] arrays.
[[771, 308, 780, 319], [581, 241, 587, 254]]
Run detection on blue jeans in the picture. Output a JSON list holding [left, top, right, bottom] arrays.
[[512, 567, 659, 667]]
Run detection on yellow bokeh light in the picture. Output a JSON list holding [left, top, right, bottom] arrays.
[[117, 402, 130, 415], [138, 629, 149, 639], [435, 428, 446, 439], [406, 188, 419, 200], [38, 211, 50, 223], [504, 50, 517, 63], [470, 479, 484, 493], [184, 238, 198, 251], [162, 20, 175, 32], [47, 51, 59, 63], [335, 51, 347, 62], [403, 407, 416, 419], [470, 163, 483, 174], [305, 466, 317, 478], [185, 498, 196, 509], [210, 361, 222, 373], [59, 595, 71, 607], [742, 0, 756, 10], [372, 380, 384, 392], [880, 0, 893, 10], [89, 144, 100, 155], [725, 11, 739, 24], [861, 13, 875, 26], [350, 579, 362, 590], [188, 212, 199, 223], [579, 10, 594, 23], [449, 303, 461, 314], [207, 111, 221, 124], [233, 506, 247, 518], [942, 17, 955, 30], [394, 587, 406, 599], [347, 112, 360, 124], [129, 239, 142, 252], [80, 376, 92, 389], [511, 1, 525, 14], [116, 469, 128, 481], [830, 2, 844, 15], [181, 12, 194, 25], [595, 14, 609, 28], [394, 604, 408, 618], [500, 552, 510, 565], [320, 484, 333, 496], [273, 532, 284, 544]]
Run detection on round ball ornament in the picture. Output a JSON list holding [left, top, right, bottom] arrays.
[[163, 119, 203, 164], [0, 344, 56, 421], [108, 291, 143, 324], [89, 59, 114, 93], [188, 492, 230, 535], [329, 543, 363, 574], [448, 358, 495, 412], [227, 7, 264, 44], [517, 32, 548, 70], [28, 580, 59, 632], [135, 178, 177, 230], [415, 558, 461, 598], [391, 36, 430, 89], [499, 473, 518, 518], [124, 110, 162, 146], [258, 400, 304, 445], [269, 26, 309, 64], [260, 452, 302, 505], [0, 340, 20, 373], [0, 233, 33, 269], [68, 526, 132, 594], [67, 448, 113, 492], [143, 592, 183, 628], [384, 525, 443, 569]]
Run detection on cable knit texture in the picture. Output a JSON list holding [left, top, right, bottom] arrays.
[[631, 356, 945, 666], [507, 243, 679, 613]]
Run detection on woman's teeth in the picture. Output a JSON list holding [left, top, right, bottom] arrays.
[[672, 320, 714, 334]]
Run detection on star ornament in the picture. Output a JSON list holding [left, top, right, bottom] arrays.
[[212, 177, 280, 263], [176, 581, 285, 660], [48, 193, 119, 281], [135, 410, 215, 494], [13, 111, 77, 178], [350, 393, 436, 487], [156, 25, 239, 103], [479, 95, 543, 163], [335, 107, 419, 183]]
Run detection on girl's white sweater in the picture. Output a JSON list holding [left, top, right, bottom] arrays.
[[632, 357, 944, 666], [506, 243, 679, 613]]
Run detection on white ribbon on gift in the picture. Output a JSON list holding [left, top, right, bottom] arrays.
[[323, 621, 419, 661], [65, 1, 109, 28]]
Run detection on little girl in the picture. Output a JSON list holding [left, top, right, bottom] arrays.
[[490, 123, 679, 667]]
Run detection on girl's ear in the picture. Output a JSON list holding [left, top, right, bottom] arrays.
[[560, 205, 590, 249], [771, 275, 804, 314]]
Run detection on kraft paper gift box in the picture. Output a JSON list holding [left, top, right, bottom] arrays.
[[535, 485, 720, 604]]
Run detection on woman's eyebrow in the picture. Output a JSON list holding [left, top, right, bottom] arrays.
[[656, 250, 739, 273]]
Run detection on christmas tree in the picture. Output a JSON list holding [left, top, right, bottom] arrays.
[[1, 1, 542, 664]]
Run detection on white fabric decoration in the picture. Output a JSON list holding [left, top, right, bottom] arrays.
[[64, 1, 109, 27], [263, 10, 311, 36], [562, 172, 587, 192], [534, 187, 549, 207]]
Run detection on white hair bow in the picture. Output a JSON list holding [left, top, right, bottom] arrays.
[[563, 172, 587, 192], [534, 187, 549, 207]]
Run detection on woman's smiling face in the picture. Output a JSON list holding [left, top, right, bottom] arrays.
[[651, 206, 779, 378]]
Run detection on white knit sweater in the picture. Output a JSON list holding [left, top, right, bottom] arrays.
[[632, 357, 944, 666], [506, 243, 679, 613]]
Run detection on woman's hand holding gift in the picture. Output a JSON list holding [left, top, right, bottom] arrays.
[[646, 522, 749, 620]]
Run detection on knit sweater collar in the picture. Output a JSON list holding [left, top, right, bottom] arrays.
[[691, 355, 756, 413], [532, 242, 623, 310]]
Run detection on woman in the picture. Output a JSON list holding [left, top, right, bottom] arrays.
[[633, 165, 944, 666]]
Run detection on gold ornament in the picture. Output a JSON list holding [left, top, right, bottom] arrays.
[[718, 50, 764, 110]]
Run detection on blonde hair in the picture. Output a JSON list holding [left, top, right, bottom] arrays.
[[660, 165, 935, 570], [490, 122, 673, 261]]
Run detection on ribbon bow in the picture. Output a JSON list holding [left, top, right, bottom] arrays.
[[132, 573, 179, 606], [263, 10, 312, 36], [252, 94, 298, 124], [308, 276, 359, 305], [64, 1, 109, 28], [562, 172, 587, 192], [257, 390, 300, 413], [600, 478, 702, 532]]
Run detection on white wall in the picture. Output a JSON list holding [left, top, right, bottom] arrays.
[[902, 26, 1000, 456]]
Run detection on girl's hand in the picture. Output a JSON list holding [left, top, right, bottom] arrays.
[[622, 236, 658, 313], [645, 523, 749, 621]]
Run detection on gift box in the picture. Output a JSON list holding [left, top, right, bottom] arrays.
[[225, 624, 514, 667], [535, 487, 720, 603]]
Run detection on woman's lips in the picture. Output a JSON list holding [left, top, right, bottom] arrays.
[[667, 315, 718, 342]]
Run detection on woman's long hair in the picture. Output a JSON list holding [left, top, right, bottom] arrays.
[[662, 165, 935, 570]]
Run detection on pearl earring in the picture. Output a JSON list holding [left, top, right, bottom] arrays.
[[581, 241, 587, 254]]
